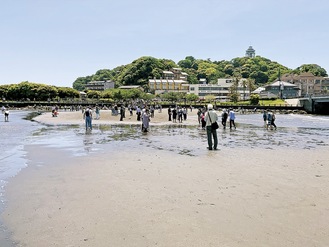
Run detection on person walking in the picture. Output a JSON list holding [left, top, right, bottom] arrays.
[[95, 106, 100, 120], [271, 112, 277, 130], [141, 109, 151, 132], [263, 110, 267, 128], [204, 104, 218, 150], [4, 108, 9, 122], [120, 105, 125, 121], [267, 110, 277, 130], [178, 107, 183, 123], [221, 109, 228, 129], [197, 108, 202, 125], [83, 107, 92, 131], [183, 107, 187, 120], [266, 111, 272, 130], [229, 108, 236, 129], [168, 107, 172, 121], [172, 107, 177, 123], [136, 106, 141, 121]]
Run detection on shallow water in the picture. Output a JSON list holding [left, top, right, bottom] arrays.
[[0, 111, 328, 246], [1, 112, 329, 194], [29, 113, 329, 156], [0, 111, 40, 247]]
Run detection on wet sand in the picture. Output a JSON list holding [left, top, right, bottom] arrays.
[[1, 110, 329, 246]]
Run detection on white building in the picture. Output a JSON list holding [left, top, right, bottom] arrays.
[[188, 78, 250, 101], [149, 68, 189, 94], [85, 80, 115, 91]]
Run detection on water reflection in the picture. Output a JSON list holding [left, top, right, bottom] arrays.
[[30, 117, 329, 160]]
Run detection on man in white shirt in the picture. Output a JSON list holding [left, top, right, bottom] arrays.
[[204, 104, 218, 150]]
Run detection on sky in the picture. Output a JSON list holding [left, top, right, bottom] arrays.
[[1, 0, 329, 87]]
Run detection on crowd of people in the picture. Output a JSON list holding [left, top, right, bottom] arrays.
[[46, 103, 278, 150], [81, 103, 162, 132], [167, 106, 189, 123]]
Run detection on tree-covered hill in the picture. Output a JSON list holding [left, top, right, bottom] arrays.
[[73, 56, 328, 91]]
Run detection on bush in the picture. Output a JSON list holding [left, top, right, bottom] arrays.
[[250, 94, 260, 105]]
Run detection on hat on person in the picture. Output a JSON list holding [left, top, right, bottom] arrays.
[[207, 104, 213, 110]]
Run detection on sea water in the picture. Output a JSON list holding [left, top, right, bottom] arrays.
[[0, 111, 40, 246]]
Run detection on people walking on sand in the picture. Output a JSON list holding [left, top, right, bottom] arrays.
[[168, 107, 172, 121], [204, 104, 218, 150], [178, 107, 183, 123], [136, 106, 141, 121], [120, 105, 125, 121], [83, 107, 92, 130], [183, 107, 187, 120], [172, 107, 177, 123], [221, 109, 228, 129], [229, 108, 236, 129], [141, 109, 151, 132]]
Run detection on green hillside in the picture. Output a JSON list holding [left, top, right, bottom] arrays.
[[73, 56, 328, 91]]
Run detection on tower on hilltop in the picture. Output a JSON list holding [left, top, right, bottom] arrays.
[[245, 46, 255, 58]]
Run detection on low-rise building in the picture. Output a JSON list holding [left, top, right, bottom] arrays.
[[263, 81, 299, 99], [281, 72, 325, 96], [189, 78, 250, 101], [149, 68, 189, 94], [118, 85, 143, 90], [85, 80, 115, 91]]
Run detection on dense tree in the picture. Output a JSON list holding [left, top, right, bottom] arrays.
[[57, 87, 80, 99], [92, 69, 113, 81], [250, 94, 260, 105], [117, 56, 177, 86], [73, 76, 93, 91], [87, 90, 101, 99], [71, 55, 328, 93], [0, 85, 9, 100], [160, 92, 181, 103], [293, 64, 327, 77], [178, 56, 198, 70], [186, 93, 199, 102], [0, 82, 80, 101]]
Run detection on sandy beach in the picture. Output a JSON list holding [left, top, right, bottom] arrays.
[[1, 110, 329, 247], [32, 108, 199, 126]]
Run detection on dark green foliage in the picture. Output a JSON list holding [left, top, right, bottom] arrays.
[[72, 55, 328, 91], [0, 82, 80, 101], [250, 94, 260, 105], [293, 64, 327, 77]]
